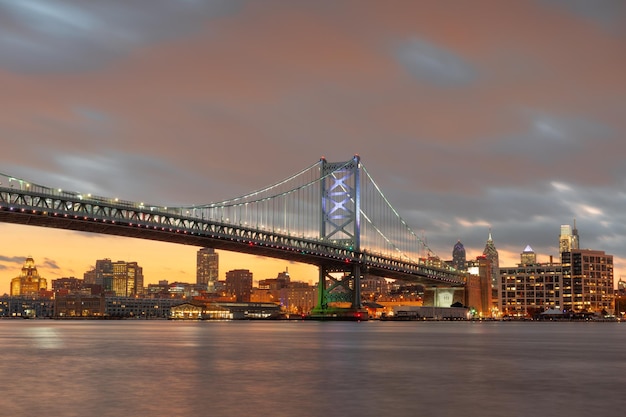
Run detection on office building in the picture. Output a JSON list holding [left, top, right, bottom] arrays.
[[499, 247, 564, 317], [561, 249, 613, 313], [85, 259, 144, 297], [225, 269, 253, 302], [196, 247, 219, 292], [452, 240, 467, 271]]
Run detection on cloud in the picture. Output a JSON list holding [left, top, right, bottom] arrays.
[[539, 0, 626, 33], [0, 255, 26, 264], [393, 37, 478, 87], [42, 258, 61, 270], [0, 0, 243, 73]]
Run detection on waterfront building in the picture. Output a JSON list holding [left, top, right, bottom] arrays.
[[0, 296, 55, 318], [361, 276, 390, 301], [10, 256, 47, 296], [105, 296, 179, 318], [499, 248, 564, 318], [252, 269, 317, 314], [466, 255, 493, 317], [225, 269, 253, 302], [196, 247, 219, 292], [561, 249, 613, 313], [452, 240, 467, 271], [483, 230, 500, 288], [498, 223, 615, 316], [54, 294, 105, 317], [279, 282, 318, 314]]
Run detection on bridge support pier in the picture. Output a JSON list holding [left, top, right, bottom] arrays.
[[309, 264, 367, 321]]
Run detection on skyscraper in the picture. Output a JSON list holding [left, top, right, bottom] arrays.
[[197, 247, 219, 291], [559, 220, 580, 254], [483, 230, 500, 288], [451, 240, 466, 271], [86, 259, 143, 296]]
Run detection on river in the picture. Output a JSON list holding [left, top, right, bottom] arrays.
[[0, 320, 624, 416]]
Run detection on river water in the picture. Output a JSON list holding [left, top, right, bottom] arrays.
[[0, 320, 624, 417]]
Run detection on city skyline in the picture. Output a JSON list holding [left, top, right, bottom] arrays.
[[0, 220, 611, 296], [1, 1, 625, 290]]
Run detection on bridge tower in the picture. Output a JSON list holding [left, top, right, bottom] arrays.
[[310, 155, 367, 320]]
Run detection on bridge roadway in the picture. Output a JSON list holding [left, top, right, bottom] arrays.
[[0, 185, 465, 286]]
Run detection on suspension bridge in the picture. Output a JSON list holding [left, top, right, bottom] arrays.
[[0, 156, 466, 319]]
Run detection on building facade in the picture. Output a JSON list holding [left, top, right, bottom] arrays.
[[10, 256, 47, 296], [225, 269, 253, 302], [85, 259, 143, 296], [498, 223, 615, 317], [452, 240, 467, 271], [196, 247, 219, 292], [499, 247, 564, 318], [561, 249, 613, 313]]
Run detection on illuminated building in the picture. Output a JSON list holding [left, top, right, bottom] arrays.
[[466, 255, 493, 317], [10, 256, 47, 296], [559, 221, 580, 254], [452, 240, 467, 271], [499, 248, 563, 318], [52, 277, 84, 293], [225, 269, 253, 302], [279, 282, 318, 314], [85, 259, 143, 297], [483, 230, 500, 288], [54, 294, 105, 317], [498, 223, 615, 316], [521, 245, 537, 266], [196, 247, 219, 292], [561, 249, 613, 313], [258, 269, 291, 290]]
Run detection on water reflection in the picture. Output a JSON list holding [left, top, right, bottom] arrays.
[[0, 321, 624, 417]]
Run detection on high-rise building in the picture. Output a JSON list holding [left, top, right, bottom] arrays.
[[451, 240, 466, 271], [559, 220, 580, 254], [10, 256, 47, 296], [85, 259, 143, 297], [225, 269, 253, 302], [561, 249, 613, 313], [112, 261, 143, 297], [483, 230, 500, 288], [196, 248, 219, 292]]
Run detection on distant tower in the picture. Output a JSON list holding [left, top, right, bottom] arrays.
[[520, 245, 537, 265], [483, 230, 500, 288], [560, 221, 580, 254], [452, 240, 467, 270], [10, 256, 47, 296], [197, 248, 219, 292], [571, 219, 579, 250], [559, 225, 573, 254]]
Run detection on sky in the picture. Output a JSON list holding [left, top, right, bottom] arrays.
[[1, 0, 625, 293]]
